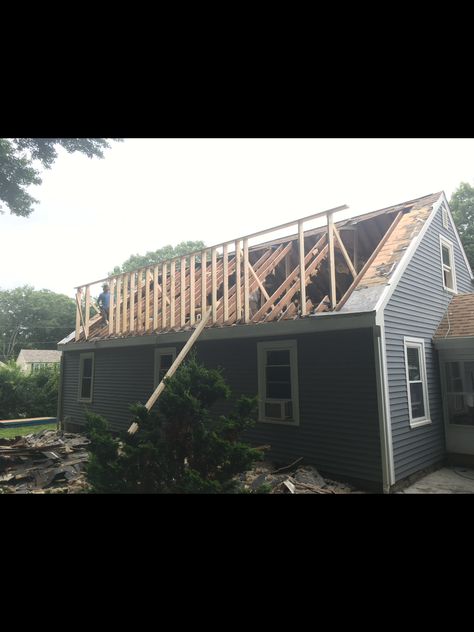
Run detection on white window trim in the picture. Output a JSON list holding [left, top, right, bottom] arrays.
[[439, 235, 457, 293], [78, 352, 94, 403], [154, 347, 176, 388], [404, 337, 431, 428], [257, 339, 299, 426]]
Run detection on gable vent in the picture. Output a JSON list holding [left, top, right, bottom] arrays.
[[442, 206, 449, 230]]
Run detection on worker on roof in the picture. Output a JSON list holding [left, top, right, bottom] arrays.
[[98, 283, 110, 324]]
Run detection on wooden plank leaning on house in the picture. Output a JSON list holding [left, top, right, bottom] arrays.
[[127, 307, 213, 435]]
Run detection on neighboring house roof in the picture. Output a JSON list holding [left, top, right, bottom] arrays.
[[61, 191, 456, 346], [434, 293, 474, 339], [16, 350, 62, 364]]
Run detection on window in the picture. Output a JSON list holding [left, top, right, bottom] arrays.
[[442, 207, 449, 230], [404, 337, 430, 427], [78, 353, 94, 402], [444, 361, 474, 426], [154, 347, 176, 387], [439, 236, 456, 292], [257, 340, 299, 425]]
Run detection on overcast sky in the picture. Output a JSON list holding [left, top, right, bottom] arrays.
[[2, 138, 474, 298]]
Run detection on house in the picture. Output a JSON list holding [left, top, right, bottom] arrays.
[[57, 192, 474, 492], [16, 349, 62, 373]]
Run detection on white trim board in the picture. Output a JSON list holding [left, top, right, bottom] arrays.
[[403, 336, 431, 428]]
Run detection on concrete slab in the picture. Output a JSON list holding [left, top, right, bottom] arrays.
[[400, 466, 474, 494]]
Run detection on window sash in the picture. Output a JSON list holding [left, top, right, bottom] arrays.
[[78, 353, 94, 402], [257, 340, 299, 425], [404, 339, 430, 425]]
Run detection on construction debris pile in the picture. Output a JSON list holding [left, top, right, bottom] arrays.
[[239, 460, 360, 494], [0, 429, 90, 494]]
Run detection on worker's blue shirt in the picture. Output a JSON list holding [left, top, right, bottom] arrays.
[[98, 291, 110, 309]]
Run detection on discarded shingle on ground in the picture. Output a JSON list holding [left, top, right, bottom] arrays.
[[0, 429, 90, 494], [239, 461, 359, 494]]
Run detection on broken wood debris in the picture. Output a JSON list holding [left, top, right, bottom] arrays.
[[238, 461, 359, 494], [0, 429, 90, 494]]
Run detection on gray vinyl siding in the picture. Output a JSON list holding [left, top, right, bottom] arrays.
[[384, 204, 473, 482], [61, 327, 382, 488], [61, 346, 155, 432]]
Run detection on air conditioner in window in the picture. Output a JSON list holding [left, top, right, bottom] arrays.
[[264, 399, 293, 420]]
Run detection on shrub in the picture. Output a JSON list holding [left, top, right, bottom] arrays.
[[85, 355, 261, 493], [0, 362, 59, 419]]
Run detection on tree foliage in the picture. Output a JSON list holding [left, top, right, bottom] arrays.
[[110, 241, 206, 275], [85, 355, 261, 493], [0, 286, 75, 363], [0, 362, 59, 420], [450, 182, 474, 269], [0, 138, 120, 217]]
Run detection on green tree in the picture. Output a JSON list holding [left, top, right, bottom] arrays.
[[110, 241, 206, 275], [0, 362, 59, 419], [450, 182, 474, 269], [0, 138, 121, 217], [0, 286, 75, 363], [85, 355, 261, 493]]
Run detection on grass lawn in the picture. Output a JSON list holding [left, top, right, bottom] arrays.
[[0, 422, 58, 440]]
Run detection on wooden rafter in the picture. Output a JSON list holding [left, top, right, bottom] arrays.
[[335, 210, 404, 311]]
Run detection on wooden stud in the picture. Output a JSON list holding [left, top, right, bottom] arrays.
[[201, 250, 207, 321], [181, 256, 186, 327], [162, 263, 168, 329], [327, 212, 336, 309], [130, 273, 135, 333], [235, 240, 241, 321], [84, 286, 90, 339], [145, 269, 151, 332], [75, 288, 83, 341], [153, 266, 159, 331], [170, 260, 176, 328], [115, 275, 121, 334], [190, 254, 196, 326], [223, 244, 229, 322], [333, 225, 357, 278], [354, 227, 358, 272], [243, 238, 250, 323], [137, 270, 143, 332], [211, 247, 217, 323], [298, 220, 307, 316], [109, 279, 115, 336], [122, 274, 128, 333]]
